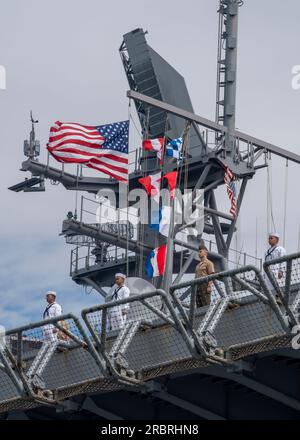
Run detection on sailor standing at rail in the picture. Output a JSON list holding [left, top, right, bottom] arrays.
[[43, 291, 62, 341], [264, 233, 286, 292], [106, 274, 130, 332], [26, 291, 63, 392]]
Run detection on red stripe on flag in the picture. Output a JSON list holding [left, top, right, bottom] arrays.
[[157, 244, 167, 276], [88, 158, 128, 174], [87, 162, 128, 183]]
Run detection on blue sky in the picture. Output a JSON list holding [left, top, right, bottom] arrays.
[[0, 0, 299, 329]]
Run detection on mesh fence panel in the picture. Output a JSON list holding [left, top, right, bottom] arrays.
[[265, 253, 300, 308], [1, 255, 300, 413], [82, 290, 193, 383], [0, 368, 21, 403], [170, 266, 288, 356], [3, 315, 103, 401]]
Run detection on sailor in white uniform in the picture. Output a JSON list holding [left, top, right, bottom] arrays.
[[264, 233, 286, 292], [42, 291, 62, 341], [106, 273, 130, 332]]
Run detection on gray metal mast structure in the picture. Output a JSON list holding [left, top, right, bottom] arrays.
[[8, 1, 300, 296], [4, 3, 300, 419]]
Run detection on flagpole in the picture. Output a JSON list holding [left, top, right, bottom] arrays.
[[162, 195, 175, 294]]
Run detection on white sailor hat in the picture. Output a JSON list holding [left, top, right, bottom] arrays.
[[268, 232, 280, 239], [46, 290, 57, 297], [115, 273, 126, 279]]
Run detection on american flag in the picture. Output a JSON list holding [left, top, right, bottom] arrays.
[[224, 166, 237, 217], [47, 120, 129, 183]]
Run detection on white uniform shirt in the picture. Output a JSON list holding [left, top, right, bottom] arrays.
[[264, 245, 286, 290], [43, 302, 62, 319], [106, 284, 130, 332], [43, 302, 62, 341]]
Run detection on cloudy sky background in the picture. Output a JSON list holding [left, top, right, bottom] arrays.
[[0, 0, 299, 329]]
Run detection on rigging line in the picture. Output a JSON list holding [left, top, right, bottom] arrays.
[[177, 121, 191, 189], [267, 153, 276, 233], [236, 241, 245, 268], [235, 178, 241, 268], [139, 106, 151, 278], [154, 115, 170, 254], [177, 122, 191, 242], [128, 98, 142, 174], [255, 217, 258, 261], [126, 102, 131, 277], [74, 164, 79, 220], [283, 159, 289, 248], [183, 123, 191, 240], [184, 123, 191, 192], [128, 103, 143, 140]]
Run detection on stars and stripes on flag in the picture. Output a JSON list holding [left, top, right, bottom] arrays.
[[224, 166, 237, 217], [145, 245, 167, 278], [166, 137, 183, 161], [47, 120, 129, 183], [142, 138, 165, 164]]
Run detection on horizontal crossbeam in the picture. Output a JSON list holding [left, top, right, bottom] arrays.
[[127, 90, 300, 165]]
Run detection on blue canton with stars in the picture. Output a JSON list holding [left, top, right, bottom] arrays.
[[96, 120, 129, 153]]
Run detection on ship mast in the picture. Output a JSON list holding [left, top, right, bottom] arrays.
[[216, 0, 243, 159]]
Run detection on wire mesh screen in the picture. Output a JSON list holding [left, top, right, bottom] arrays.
[[0, 365, 22, 404], [264, 252, 300, 309], [4, 315, 103, 401], [82, 290, 192, 383], [1, 255, 299, 413], [170, 265, 288, 357]]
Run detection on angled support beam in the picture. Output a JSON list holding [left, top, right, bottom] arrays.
[[191, 121, 208, 155], [155, 391, 226, 420], [202, 178, 225, 195], [127, 91, 227, 133], [254, 149, 265, 163], [174, 163, 213, 235], [199, 205, 235, 222], [173, 251, 196, 285], [16, 159, 118, 194], [172, 363, 300, 413], [209, 191, 227, 256], [192, 163, 213, 198], [81, 277, 108, 298], [81, 396, 124, 420], [127, 90, 300, 165], [206, 367, 300, 412]]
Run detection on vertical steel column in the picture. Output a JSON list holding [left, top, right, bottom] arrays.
[[218, 1, 242, 156]]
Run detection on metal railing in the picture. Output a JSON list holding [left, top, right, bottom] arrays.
[[264, 251, 300, 323], [70, 242, 135, 275], [46, 146, 143, 178], [0, 314, 106, 408], [203, 237, 263, 270], [1, 253, 299, 412], [81, 289, 195, 385], [68, 195, 138, 275], [170, 264, 291, 359]]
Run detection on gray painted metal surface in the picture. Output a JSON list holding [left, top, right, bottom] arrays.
[[127, 90, 300, 166], [5, 3, 300, 420], [0, 253, 299, 414]]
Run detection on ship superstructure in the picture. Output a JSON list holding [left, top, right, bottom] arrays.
[[1, 1, 300, 420]]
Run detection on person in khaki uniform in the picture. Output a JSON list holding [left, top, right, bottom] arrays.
[[195, 245, 215, 307]]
